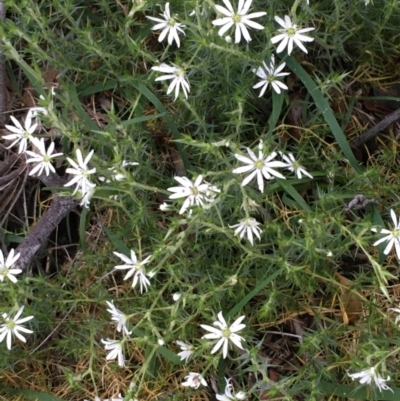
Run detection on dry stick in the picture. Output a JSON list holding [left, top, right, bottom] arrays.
[[14, 172, 79, 271], [350, 106, 400, 148], [0, 0, 6, 126]]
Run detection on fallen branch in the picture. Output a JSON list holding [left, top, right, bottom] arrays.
[[0, 0, 7, 126], [350, 106, 400, 148], [14, 171, 79, 271]]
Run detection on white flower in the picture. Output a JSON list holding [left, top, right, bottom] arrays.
[[80, 184, 96, 208], [146, 2, 185, 47], [348, 366, 392, 392], [389, 306, 400, 325], [168, 175, 219, 215], [182, 372, 207, 389], [176, 340, 194, 362], [98, 161, 138, 183], [271, 15, 315, 55], [212, 0, 266, 43], [216, 378, 247, 401], [64, 149, 96, 195], [371, 209, 400, 259], [25, 138, 63, 176], [0, 249, 21, 283], [232, 141, 287, 192], [105, 301, 131, 336], [101, 338, 125, 367], [252, 55, 290, 96], [173, 292, 182, 301], [230, 217, 262, 245], [3, 114, 38, 153], [27, 107, 48, 127], [0, 306, 34, 350], [159, 202, 173, 211], [200, 311, 246, 359], [151, 63, 190, 101], [113, 250, 152, 293], [158, 338, 165, 346], [280, 153, 313, 179]]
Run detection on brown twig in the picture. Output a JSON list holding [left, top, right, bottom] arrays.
[[350, 106, 400, 148], [13, 171, 79, 271], [0, 0, 7, 126]]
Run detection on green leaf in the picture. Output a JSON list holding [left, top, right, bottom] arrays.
[[102, 225, 131, 255], [284, 56, 362, 173], [228, 267, 284, 317], [0, 387, 66, 401], [131, 81, 191, 172], [319, 381, 400, 400], [267, 90, 284, 138]]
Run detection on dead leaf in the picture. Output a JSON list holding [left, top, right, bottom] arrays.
[[335, 272, 363, 325]]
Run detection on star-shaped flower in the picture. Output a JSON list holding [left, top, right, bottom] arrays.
[[101, 338, 125, 367], [0, 306, 34, 350], [64, 149, 96, 195], [151, 63, 190, 101], [348, 366, 392, 393], [230, 217, 262, 245], [200, 311, 246, 359], [280, 153, 313, 179], [232, 141, 287, 192], [168, 175, 219, 215], [25, 138, 63, 177], [113, 250, 152, 293], [252, 55, 290, 96], [105, 301, 131, 336], [212, 0, 266, 43], [182, 372, 207, 389], [0, 248, 21, 284], [3, 114, 38, 154], [146, 2, 186, 47], [271, 15, 314, 54], [176, 340, 194, 362], [371, 209, 400, 259], [216, 378, 246, 401]]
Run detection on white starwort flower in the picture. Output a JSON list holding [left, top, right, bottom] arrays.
[[216, 378, 246, 401], [371, 209, 400, 259], [80, 184, 96, 208], [176, 340, 194, 362], [271, 15, 315, 55], [389, 306, 400, 325], [65, 149, 96, 195], [168, 175, 219, 215], [157, 338, 165, 346], [0, 248, 21, 283], [101, 338, 125, 367], [348, 366, 392, 392], [4, 114, 38, 154], [0, 306, 34, 350], [252, 55, 290, 96], [173, 292, 182, 301], [159, 202, 173, 212], [105, 301, 131, 336], [151, 63, 190, 101], [280, 153, 313, 179], [146, 2, 186, 47], [25, 138, 63, 177], [27, 107, 48, 127], [200, 311, 246, 359], [98, 161, 139, 183], [182, 372, 207, 389], [232, 141, 287, 192], [212, 0, 266, 43], [230, 217, 262, 245], [113, 250, 152, 293]]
